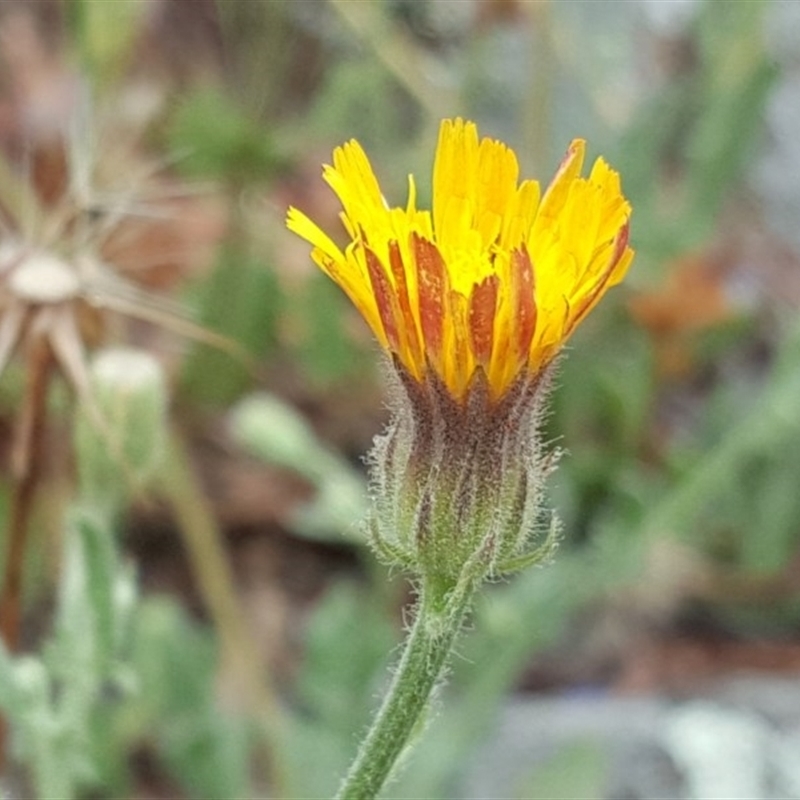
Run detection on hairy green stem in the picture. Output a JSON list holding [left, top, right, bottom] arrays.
[[336, 586, 473, 800]]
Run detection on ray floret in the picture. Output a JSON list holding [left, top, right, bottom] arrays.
[[288, 118, 633, 402]]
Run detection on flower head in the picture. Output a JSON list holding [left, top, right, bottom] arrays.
[[287, 118, 633, 402]]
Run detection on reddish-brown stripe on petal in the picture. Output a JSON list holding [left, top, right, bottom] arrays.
[[388, 241, 422, 363], [613, 219, 630, 264], [565, 222, 630, 337], [364, 245, 401, 353], [468, 275, 499, 366], [412, 233, 446, 362], [607, 219, 630, 282], [511, 246, 537, 365]]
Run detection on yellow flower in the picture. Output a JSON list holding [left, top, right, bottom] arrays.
[[287, 118, 633, 402]]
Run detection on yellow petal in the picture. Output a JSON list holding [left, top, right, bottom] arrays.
[[287, 122, 633, 404]]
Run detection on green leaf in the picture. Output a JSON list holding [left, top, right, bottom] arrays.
[[130, 599, 253, 800]]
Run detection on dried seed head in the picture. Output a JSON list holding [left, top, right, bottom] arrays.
[[8, 251, 81, 304]]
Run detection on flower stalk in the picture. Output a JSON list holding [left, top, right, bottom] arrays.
[[336, 582, 473, 800], [287, 118, 634, 798]]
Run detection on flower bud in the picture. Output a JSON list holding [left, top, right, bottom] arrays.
[[74, 347, 167, 512]]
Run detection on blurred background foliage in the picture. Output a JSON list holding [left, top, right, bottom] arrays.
[[0, 0, 799, 797]]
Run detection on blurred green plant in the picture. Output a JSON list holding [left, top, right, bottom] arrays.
[[0, 351, 260, 799], [618, 0, 775, 265], [117, 598, 254, 800], [290, 274, 371, 387], [0, 507, 136, 799], [180, 246, 282, 407], [515, 739, 608, 800], [230, 392, 367, 543], [0, 349, 167, 799], [168, 88, 285, 186], [66, 0, 148, 84], [168, 85, 287, 407]]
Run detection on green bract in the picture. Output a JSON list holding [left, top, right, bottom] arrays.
[[368, 359, 560, 608]]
